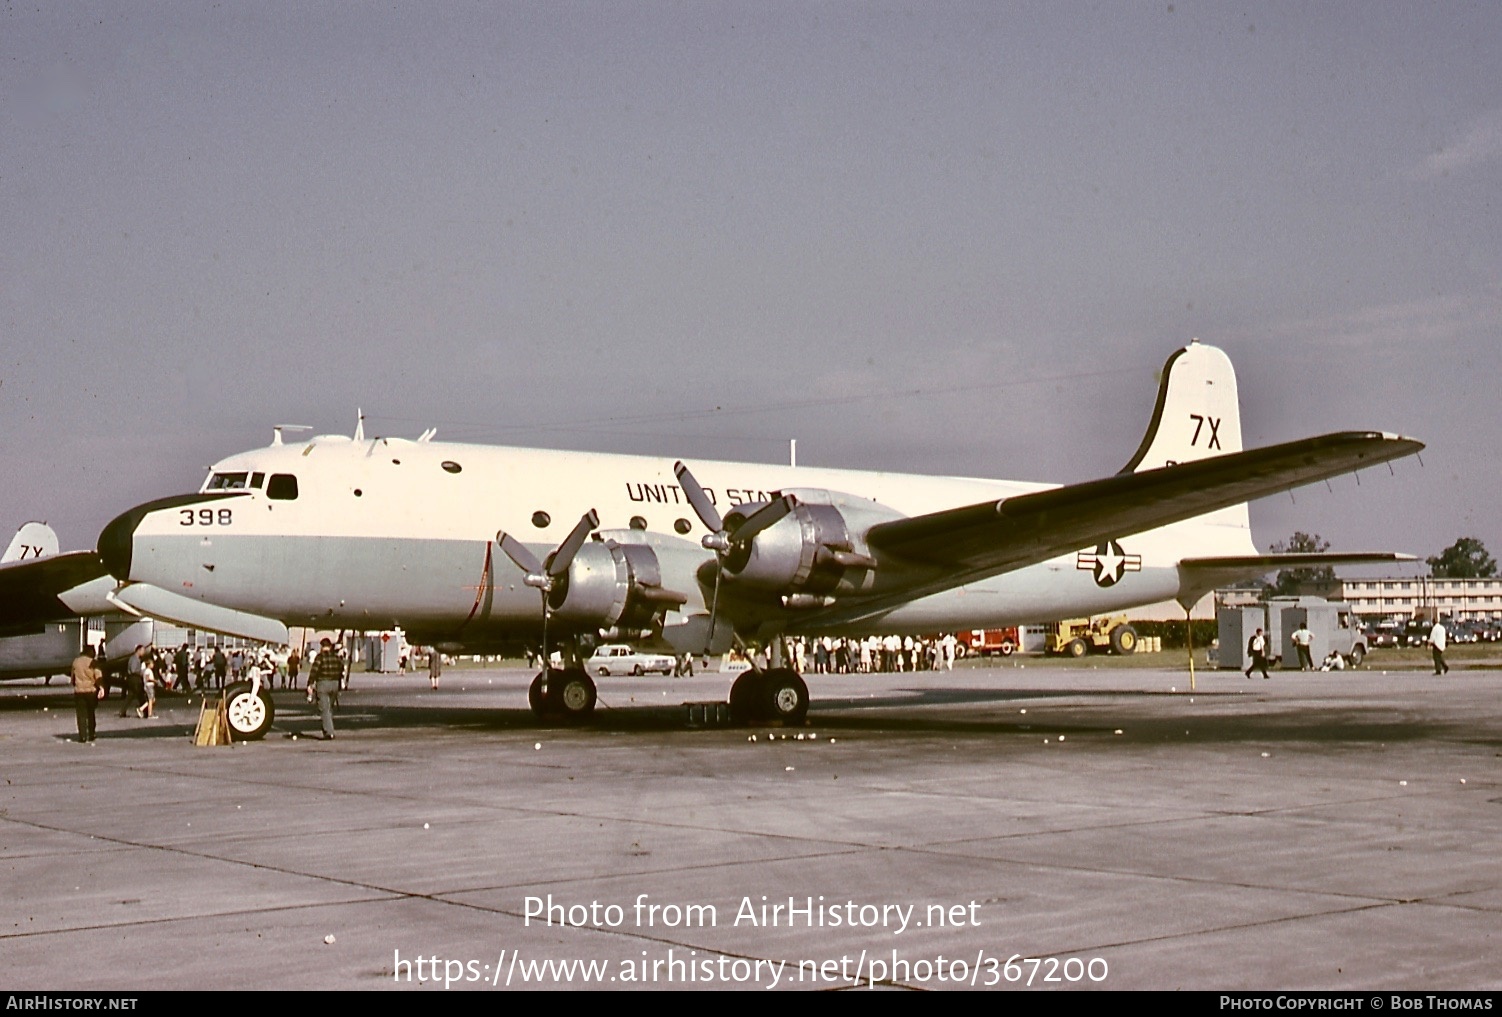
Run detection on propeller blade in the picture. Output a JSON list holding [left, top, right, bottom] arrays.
[[674, 461, 723, 533], [728, 494, 796, 545], [548, 509, 599, 578], [496, 531, 545, 578]]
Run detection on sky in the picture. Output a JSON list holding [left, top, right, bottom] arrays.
[[2, 2, 1499, 571]]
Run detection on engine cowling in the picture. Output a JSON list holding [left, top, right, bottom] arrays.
[[721, 493, 889, 604], [547, 539, 686, 635]]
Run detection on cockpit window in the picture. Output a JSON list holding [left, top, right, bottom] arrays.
[[250, 472, 265, 489], [267, 474, 299, 501], [206, 472, 250, 490]]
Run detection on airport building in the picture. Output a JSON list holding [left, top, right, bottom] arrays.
[[1298, 576, 1502, 622]]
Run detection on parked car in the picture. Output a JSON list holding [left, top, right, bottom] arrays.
[[587, 644, 676, 677]]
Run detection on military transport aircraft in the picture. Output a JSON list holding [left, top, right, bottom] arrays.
[[96, 341, 1422, 739]]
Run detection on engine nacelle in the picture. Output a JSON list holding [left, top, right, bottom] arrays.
[[722, 493, 890, 600], [547, 539, 686, 633]]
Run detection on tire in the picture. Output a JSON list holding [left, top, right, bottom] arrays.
[[1349, 644, 1365, 666], [223, 681, 274, 741], [597, 667, 610, 677], [954, 645, 969, 659], [528, 673, 549, 717], [1065, 638, 1088, 658], [1110, 624, 1139, 656], [632, 664, 644, 676], [549, 668, 597, 721], [760, 668, 809, 725], [728, 672, 763, 724]]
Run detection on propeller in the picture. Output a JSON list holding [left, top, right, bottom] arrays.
[[674, 461, 796, 651], [497, 509, 600, 669]]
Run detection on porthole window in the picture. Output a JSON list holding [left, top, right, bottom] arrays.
[[441, 461, 462, 474], [532, 511, 551, 528], [629, 516, 647, 530], [353, 489, 363, 497], [674, 518, 692, 535]]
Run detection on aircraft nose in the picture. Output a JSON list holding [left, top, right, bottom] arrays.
[[98, 504, 143, 580]]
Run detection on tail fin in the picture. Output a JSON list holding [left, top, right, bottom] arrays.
[[1119, 339, 1244, 474], [1122, 339, 1255, 556], [2, 522, 59, 563]]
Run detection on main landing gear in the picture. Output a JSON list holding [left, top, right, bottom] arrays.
[[528, 667, 598, 722], [728, 667, 809, 725]]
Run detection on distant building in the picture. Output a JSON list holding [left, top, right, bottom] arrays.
[[1298, 576, 1502, 621]]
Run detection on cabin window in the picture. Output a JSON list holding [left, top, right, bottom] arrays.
[[674, 518, 692, 535], [532, 511, 551, 528], [441, 461, 462, 474], [267, 474, 299, 500], [629, 516, 647, 530], [206, 472, 249, 490]]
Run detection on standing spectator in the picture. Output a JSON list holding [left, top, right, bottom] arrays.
[[174, 644, 191, 694], [309, 638, 345, 740], [286, 648, 301, 690], [428, 647, 443, 690], [71, 647, 105, 743], [212, 647, 228, 689], [120, 645, 146, 717], [1429, 618, 1450, 675], [138, 653, 157, 718], [1291, 622, 1315, 671]]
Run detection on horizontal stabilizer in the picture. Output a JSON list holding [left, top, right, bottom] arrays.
[[112, 583, 289, 645], [1175, 552, 1418, 610]]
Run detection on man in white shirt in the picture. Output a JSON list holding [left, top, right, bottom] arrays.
[[1428, 619, 1450, 675]]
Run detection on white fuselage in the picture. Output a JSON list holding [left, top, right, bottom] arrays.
[[115, 433, 1256, 644]]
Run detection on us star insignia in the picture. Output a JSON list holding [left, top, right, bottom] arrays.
[[1077, 541, 1142, 588]]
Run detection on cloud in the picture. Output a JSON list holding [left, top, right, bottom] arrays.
[[1408, 109, 1502, 181]]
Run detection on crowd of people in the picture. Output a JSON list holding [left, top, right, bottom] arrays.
[[788, 634, 960, 674]]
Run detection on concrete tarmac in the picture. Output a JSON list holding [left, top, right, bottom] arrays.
[[3, 663, 1499, 991]]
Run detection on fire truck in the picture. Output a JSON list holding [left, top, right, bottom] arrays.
[[954, 628, 1020, 658]]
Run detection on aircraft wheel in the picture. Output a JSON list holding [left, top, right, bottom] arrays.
[[760, 668, 808, 725], [528, 673, 549, 717], [223, 681, 274, 741], [549, 668, 597, 721], [1065, 638, 1088, 658], [1110, 624, 1138, 655], [728, 672, 763, 724]]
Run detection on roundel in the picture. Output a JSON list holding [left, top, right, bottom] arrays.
[[1077, 540, 1142, 588]]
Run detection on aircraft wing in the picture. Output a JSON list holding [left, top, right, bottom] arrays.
[[0, 550, 110, 632], [818, 430, 1422, 625]]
